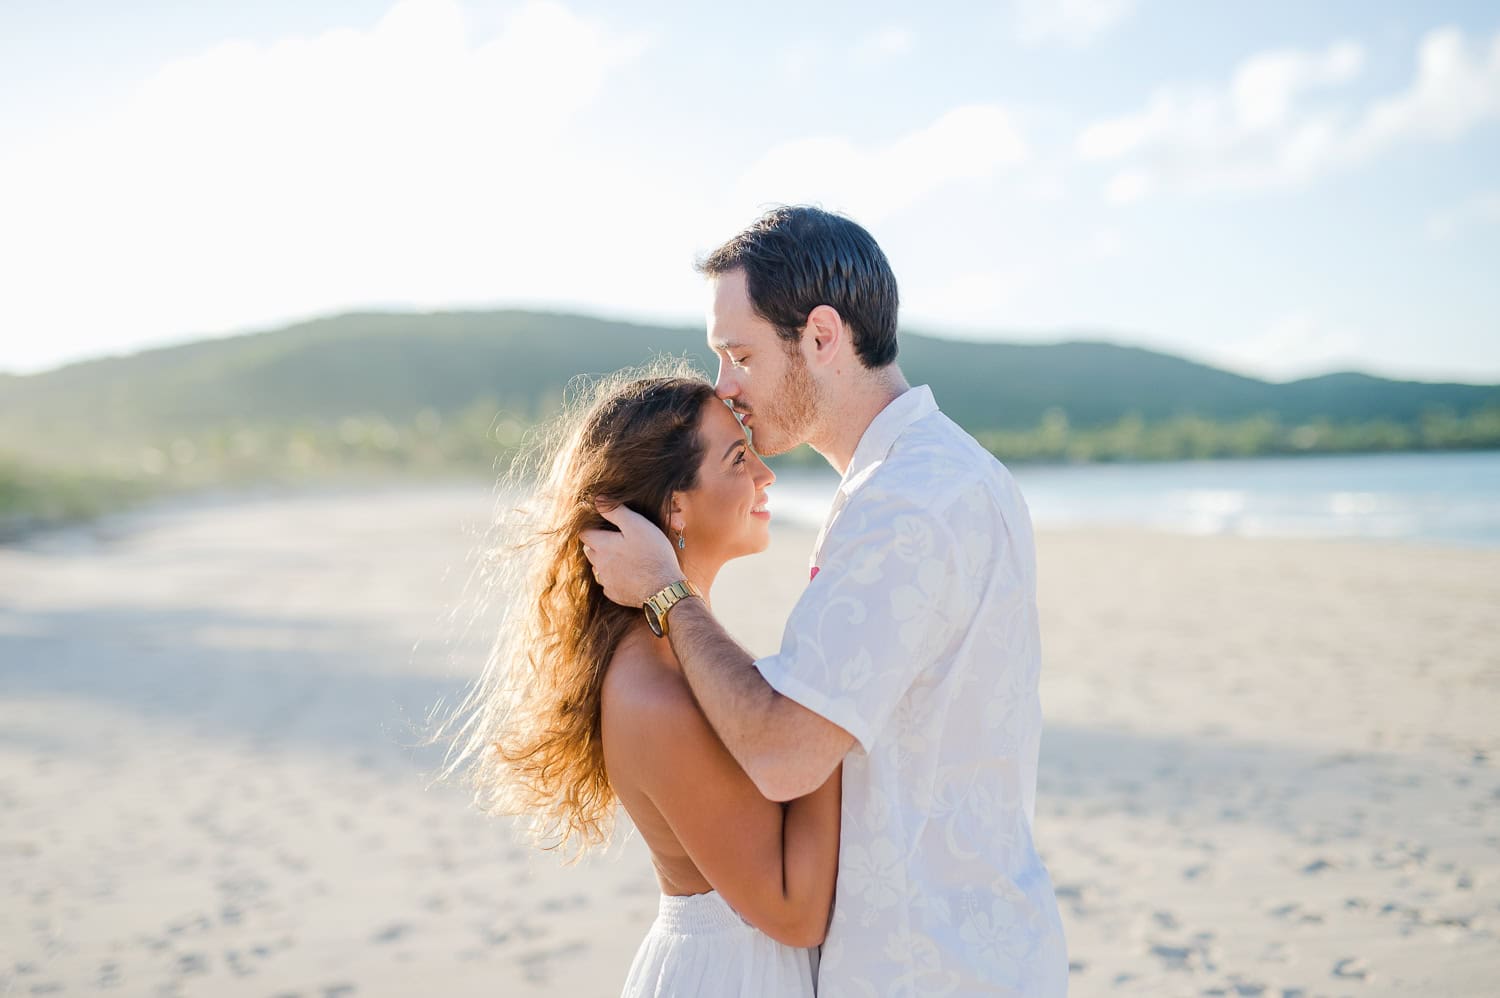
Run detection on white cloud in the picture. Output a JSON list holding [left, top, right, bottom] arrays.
[[907, 266, 1040, 329], [729, 105, 1029, 227], [1014, 0, 1137, 47], [774, 39, 820, 81], [1217, 312, 1365, 380], [1077, 39, 1365, 191], [1088, 227, 1124, 258], [852, 25, 914, 64], [1352, 28, 1500, 156], [1076, 27, 1500, 198], [1105, 170, 1151, 203], [1022, 174, 1069, 203], [0, 0, 1040, 375], [0, 0, 664, 371], [1231, 41, 1364, 130], [1426, 190, 1500, 240]]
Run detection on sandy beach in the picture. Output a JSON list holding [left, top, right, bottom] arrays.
[[1, 483, 1497, 996]]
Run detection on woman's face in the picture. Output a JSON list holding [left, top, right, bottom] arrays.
[[674, 397, 776, 564]]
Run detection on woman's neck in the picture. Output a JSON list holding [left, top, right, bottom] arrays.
[[676, 551, 723, 605]]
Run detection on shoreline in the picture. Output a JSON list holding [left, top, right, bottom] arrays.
[[6, 475, 1499, 555], [7, 443, 1500, 550]]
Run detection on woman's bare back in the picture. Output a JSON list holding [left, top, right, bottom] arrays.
[[602, 627, 714, 895], [599, 623, 841, 947]]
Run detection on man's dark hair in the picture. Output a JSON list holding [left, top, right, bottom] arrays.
[[697, 205, 900, 369]]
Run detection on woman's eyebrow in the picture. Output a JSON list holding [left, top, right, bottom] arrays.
[[721, 439, 746, 460]]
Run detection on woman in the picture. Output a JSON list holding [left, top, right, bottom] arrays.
[[436, 364, 840, 996]]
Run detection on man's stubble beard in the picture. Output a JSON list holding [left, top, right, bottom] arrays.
[[754, 346, 820, 458]]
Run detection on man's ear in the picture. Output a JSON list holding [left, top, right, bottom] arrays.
[[805, 305, 844, 368]]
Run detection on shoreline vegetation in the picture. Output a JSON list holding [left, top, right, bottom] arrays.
[[5, 403, 1499, 538], [3, 308, 1497, 536]]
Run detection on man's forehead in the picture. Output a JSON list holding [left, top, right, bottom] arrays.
[[706, 274, 774, 350]]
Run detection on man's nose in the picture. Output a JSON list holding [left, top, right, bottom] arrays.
[[714, 363, 737, 400]]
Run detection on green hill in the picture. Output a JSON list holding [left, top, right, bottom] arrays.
[[4, 308, 1495, 441]]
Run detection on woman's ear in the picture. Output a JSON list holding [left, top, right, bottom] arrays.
[[668, 492, 685, 534]]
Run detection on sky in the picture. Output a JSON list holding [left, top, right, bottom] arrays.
[[1, 0, 1497, 383]]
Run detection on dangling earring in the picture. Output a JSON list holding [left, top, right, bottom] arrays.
[[677, 528, 686, 550]]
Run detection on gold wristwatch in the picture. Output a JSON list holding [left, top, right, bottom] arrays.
[[643, 579, 702, 638]]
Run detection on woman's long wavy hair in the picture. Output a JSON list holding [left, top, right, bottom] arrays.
[[430, 360, 717, 858]]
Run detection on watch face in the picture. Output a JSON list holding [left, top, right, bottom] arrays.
[[644, 601, 665, 638]]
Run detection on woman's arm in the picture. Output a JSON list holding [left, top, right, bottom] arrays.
[[777, 766, 841, 944], [608, 673, 841, 947]]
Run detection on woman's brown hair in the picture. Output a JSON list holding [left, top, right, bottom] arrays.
[[431, 360, 717, 857]]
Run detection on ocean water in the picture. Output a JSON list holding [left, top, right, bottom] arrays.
[[767, 450, 1500, 548]]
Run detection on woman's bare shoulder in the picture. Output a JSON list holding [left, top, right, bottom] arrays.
[[603, 627, 694, 718], [601, 628, 716, 772]]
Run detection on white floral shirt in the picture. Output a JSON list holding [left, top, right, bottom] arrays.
[[757, 386, 1068, 997]]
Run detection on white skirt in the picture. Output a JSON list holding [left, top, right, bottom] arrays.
[[621, 891, 817, 997]]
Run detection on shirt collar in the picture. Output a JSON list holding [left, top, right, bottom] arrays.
[[838, 385, 938, 496]]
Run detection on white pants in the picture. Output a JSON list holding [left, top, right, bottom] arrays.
[[621, 891, 817, 997]]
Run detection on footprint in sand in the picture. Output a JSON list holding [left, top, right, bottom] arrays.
[[1151, 930, 1219, 974], [138, 934, 172, 953], [95, 960, 123, 988], [224, 948, 256, 977], [478, 923, 512, 947], [1371, 842, 1428, 870], [276, 851, 310, 873], [1332, 956, 1369, 980], [1258, 940, 1291, 965], [371, 922, 411, 944], [1052, 883, 1085, 907], [1269, 902, 1323, 925], [538, 893, 587, 914], [517, 940, 589, 984], [1149, 943, 1194, 971], [173, 952, 209, 976]]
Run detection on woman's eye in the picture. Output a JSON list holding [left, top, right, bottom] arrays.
[[733, 449, 746, 466]]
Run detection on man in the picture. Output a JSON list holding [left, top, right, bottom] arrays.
[[582, 206, 1069, 996]]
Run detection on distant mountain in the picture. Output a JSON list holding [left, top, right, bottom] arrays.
[[1, 309, 1496, 447]]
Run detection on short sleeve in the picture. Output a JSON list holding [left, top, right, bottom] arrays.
[[754, 491, 979, 754]]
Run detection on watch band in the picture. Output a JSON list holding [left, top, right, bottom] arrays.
[[643, 579, 702, 638]]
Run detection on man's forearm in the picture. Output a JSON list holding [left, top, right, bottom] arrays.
[[666, 598, 780, 780], [666, 598, 849, 801]]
